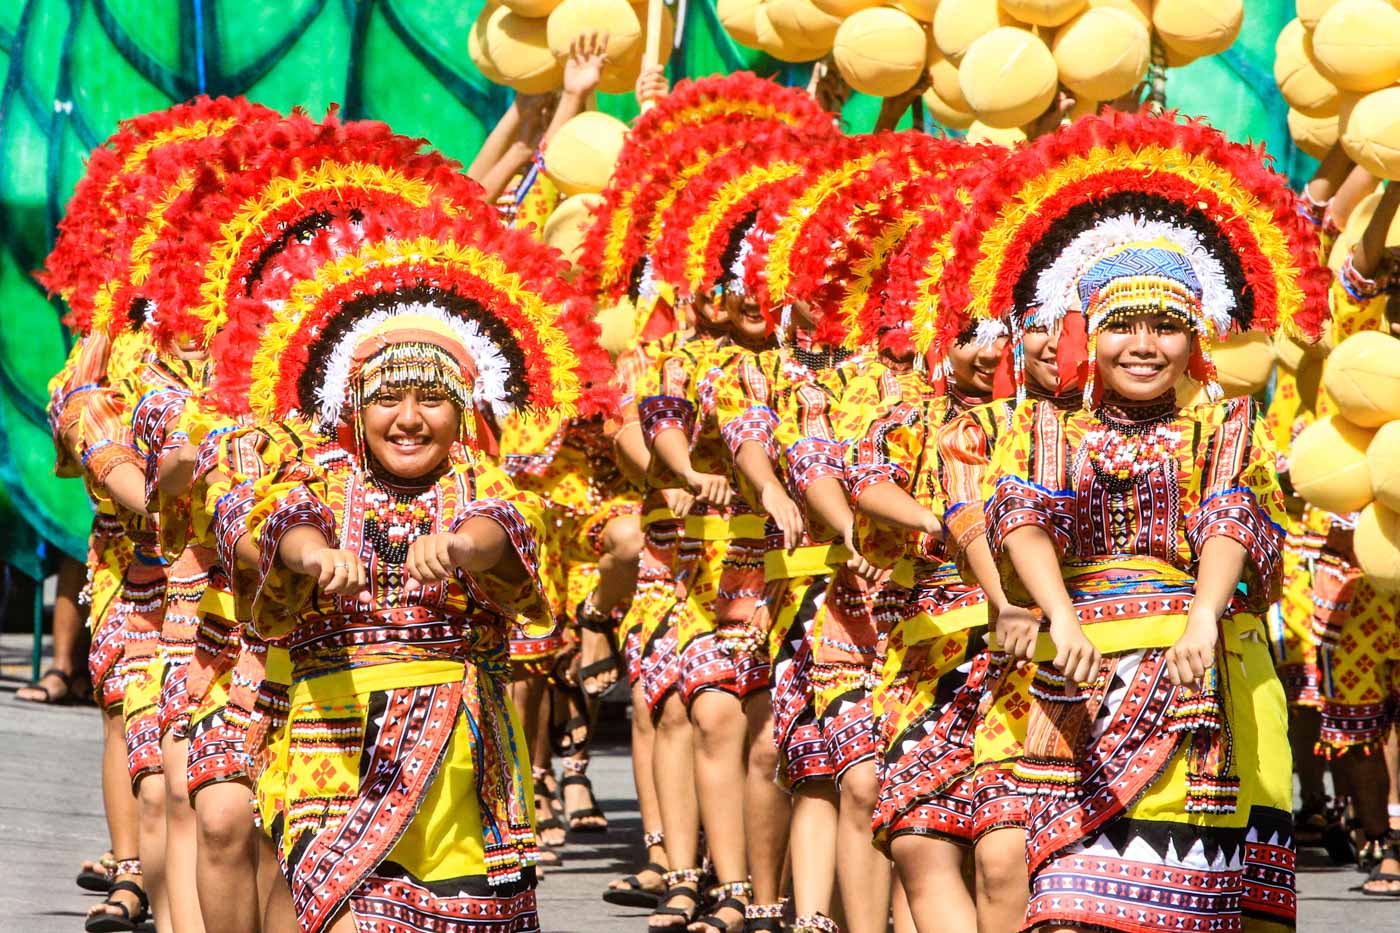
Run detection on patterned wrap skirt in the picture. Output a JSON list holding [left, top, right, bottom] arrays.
[[1014, 613, 1296, 933], [1308, 556, 1400, 756], [86, 515, 132, 713], [267, 659, 539, 933], [871, 561, 991, 849], [768, 573, 834, 790], [157, 543, 215, 739], [635, 519, 687, 713], [811, 571, 906, 780]]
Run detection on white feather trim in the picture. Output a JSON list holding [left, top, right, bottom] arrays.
[[313, 299, 514, 428], [1030, 214, 1235, 338], [972, 317, 1009, 348]]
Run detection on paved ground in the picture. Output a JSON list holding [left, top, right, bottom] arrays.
[[3, 632, 1398, 932]]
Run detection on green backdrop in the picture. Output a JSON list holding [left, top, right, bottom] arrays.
[[0, 0, 1308, 579]]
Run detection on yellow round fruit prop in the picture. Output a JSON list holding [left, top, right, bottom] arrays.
[[1291, 414, 1377, 513], [966, 120, 1027, 146], [755, 5, 827, 61], [933, 0, 1012, 60], [927, 39, 969, 109], [1368, 422, 1400, 512], [1001, 0, 1086, 26], [718, 0, 765, 46], [1326, 186, 1384, 271], [1087, 0, 1149, 26], [1052, 7, 1151, 102], [1212, 330, 1276, 398], [547, 0, 643, 62], [1342, 87, 1400, 181], [1274, 330, 1314, 371], [595, 296, 638, 355], [486, 8, 564, 94], [1311, 0, 1400, 92], [1354, 501, 1400, 590], [598, 2, 674, 92], [812, 0, 882, 13], [1152, 0, 1243, 58], [1297, 0, 1342, 29], [501, 0, 563, 16], [1274, 18, 1342, 117], [890, 0, 939, 21], [765, 0, 843, 53], [1322, 331, 1400, 427], [833, 7, 929, 96], [959, 27, 1058, 129], [543, 112, 629, 196], [543, 193, 604, 268], [923, 85, 977, 128], [1288, 108, 1340, 159], [470, 5, 504, 83]]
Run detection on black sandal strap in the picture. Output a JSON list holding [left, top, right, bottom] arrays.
[[694, 898, 747, 932], [579, 657, 620, 679], [560, 773, 594, 789], [103, 879, 150, 919], [652, 884, 701, 919]]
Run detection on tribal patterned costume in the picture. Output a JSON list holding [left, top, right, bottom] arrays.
[[217, 193, 603, 932], [938, 111, 1328, 932]]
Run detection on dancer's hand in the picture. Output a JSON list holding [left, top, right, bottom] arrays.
[[635, 63, 668, 107], [303, 547, 367, 597], [683, 469, 733, 508], [661, 486, 696, 517], [841, 521, 887, 583], [759, 482, 805, 552], [1048, 610, 1099, 686], [1166, 608, 1217, 689], [406, 533, 473, 585], [564, 30, 609, 97], [995, 604, 1040, 663]]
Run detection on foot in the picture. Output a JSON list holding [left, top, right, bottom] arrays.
[[650, 887, 699, 930], [688, 902, 745, 933], [562, 772, 608, 831], [534, 772, 567, 848], [578, 627, 620, 696], [1363, 853, 1400, 894], [16, 667, 72, 704], [609, 862, 666, 894], [86, 872, 144, 925]]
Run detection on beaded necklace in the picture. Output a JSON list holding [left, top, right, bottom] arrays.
[[362, 468, 440, 564], [1084, 394, 1184, 488]]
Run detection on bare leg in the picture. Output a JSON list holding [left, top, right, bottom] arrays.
[[610, 680, 669, 894], [651, 692, 701, 929], [194, 780, 260, 933], [160, 732, 206, 932], [262, 871, 298, 933], [891, 874, 917, 933], [257, 833, 282, 917], [973, 827, 1030, 933], [890, 835, 975, 933], [580, 516, 644, 697], [513, 674, 565, 849], [689, 690, 749, 931], [136, 772, 171, 932], [789, 781, 838, 919], [87, 709, 145, 927], [743, 692, 790, 907], [835, 760, 891, 933], [18, 556, 87, 702]]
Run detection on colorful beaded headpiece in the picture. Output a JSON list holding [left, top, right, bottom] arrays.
[[935, 110, 1331, 402], [213, 203, 611, 441]]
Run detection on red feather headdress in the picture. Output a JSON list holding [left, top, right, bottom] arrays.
[[933, 110, 1331, 366], [38, 96, 280, 333], [140, 111, 495, 351], [648, 131, 830, 305], [741, 132, 984, 335], [627, 71, 833, 146], [212, 201, 611, 433]]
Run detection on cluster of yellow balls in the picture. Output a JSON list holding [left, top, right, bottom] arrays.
[[1285, 219, 1400, 591], [1275, 0, 1400, 179], [718, 0, 1242, 139], [469, 0, 674, 96]]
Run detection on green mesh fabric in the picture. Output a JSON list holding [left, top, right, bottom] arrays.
[[0, 0, 1306, 576]]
